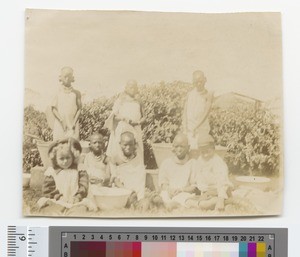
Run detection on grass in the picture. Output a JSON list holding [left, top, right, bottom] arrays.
[[23, 182, 280, 218]]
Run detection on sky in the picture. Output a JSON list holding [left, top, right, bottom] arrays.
[[25, 10, 282, 109]]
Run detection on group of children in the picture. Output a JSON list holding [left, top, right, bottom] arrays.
[[38, 130, 232, 215], [38, 131, 146, 215], [159, 133, 232, 211], [38, 66, 233, 215]]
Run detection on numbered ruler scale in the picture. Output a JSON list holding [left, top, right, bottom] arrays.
[[7, 227, 287, 257], [7, 226, 48, 257]]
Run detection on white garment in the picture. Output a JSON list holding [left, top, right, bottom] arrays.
[[193, 154, 232, 199], [159, 157, 195, 190], [158, 157, 195, 206], [84, 152, 108, 180], [51, 87, 80, 140], [115, 154, 146, 200], [106, 94, 143, 161], [185, 89, 211, 149], [44, 167, 79, 203]]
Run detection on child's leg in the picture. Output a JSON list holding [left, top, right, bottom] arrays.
[[198, 197, 219, 210], [39, 201, 66, 216], [125, 191, 138, 208], [65, 205, 88, 216]]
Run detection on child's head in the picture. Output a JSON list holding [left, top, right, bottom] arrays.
[[197, 134, 215, 161], [192, 70, 206, 91], [89, 133, 105, 156], [59, 66, 75, 87], [48, 138, 82, 169], [119, 131, 137, 158], [172, 133, 190, 160], [125, 80, 138, 97]]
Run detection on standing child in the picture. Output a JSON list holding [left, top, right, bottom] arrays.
[[38, 138, 89, 215], [104, 80, 145, 162], [182, 70, 214, 153], [83, 133, 111, 195], [186, 134, 232, 211], [158, 133, 196, 208], [50, 67, 82, 140]]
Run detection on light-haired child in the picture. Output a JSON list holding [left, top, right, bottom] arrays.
[[51, 67, 82, 140], [186, 134, 233, 211], [38, 138, 89, 215], [158, 133, 196, 208]]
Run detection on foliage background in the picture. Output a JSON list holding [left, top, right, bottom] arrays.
[[23, 82, 281, 176]]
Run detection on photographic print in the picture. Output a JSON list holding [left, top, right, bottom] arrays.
[[23, 10, 283, 217]]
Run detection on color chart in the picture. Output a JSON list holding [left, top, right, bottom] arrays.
[[70, 241, 267, 257], [7, 226, 287, 257], [47, 227, 287, 257]]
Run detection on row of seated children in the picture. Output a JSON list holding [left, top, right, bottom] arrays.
[[159, 133, 232, 211], [37, 131, 232, 215], [37, 132, 146, 215]]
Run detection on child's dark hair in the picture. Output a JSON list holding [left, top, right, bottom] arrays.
[[48, 138, 82, 170]]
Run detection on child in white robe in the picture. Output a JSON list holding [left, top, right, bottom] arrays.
[[105, 80, 145, 163], [50, 67, 82, 140], [186, 134, 233, 211], [83, 133, 111, 198], [110, 131, 146, 205], [159, 134, 196, 207]]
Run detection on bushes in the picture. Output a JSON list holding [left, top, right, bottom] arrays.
[[23, 82, 281, 175], [210, 106, 280, 176], [23, 106, 52, 172]]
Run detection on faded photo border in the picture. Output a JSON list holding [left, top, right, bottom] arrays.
[[23, 10, 283, 218]]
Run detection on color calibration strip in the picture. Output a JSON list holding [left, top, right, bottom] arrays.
[[70, 241, 266, 257]]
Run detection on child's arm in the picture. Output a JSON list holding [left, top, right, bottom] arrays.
[[42, 175, 61, 200], [193, 92, 214, 134], [71, 90, 82, 130], [50, 95, 67, 131], [51, 108, 67, 132], [103, 157, 112, 186], [181, 185, 197, 194], [73, 170, 89, 202]]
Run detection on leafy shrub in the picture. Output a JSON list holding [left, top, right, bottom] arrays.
[[210, 105, 280, 176], [23, 82, 280, 175], [23, 106, 52, 172]]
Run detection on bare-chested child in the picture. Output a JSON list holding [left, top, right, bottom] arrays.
[[186, 134, 233, 211], [110, 131, 146, 206], [83, 133, 111, 194], [159, 133, 196, 208], [51, 67, 82, 140]]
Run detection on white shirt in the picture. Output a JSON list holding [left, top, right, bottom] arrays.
[[192, 154, 232, 199], [44, 167, 79, 203], [159, 156, 195, 190]]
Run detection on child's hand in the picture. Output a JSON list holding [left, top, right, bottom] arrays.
[[90, 176, 103, 185], [72, 197, 81, 204], [168, 188, 181, 198], [114, 178, 124, 188], [54, 193, 62, 201], [60, 120, 68, 131]]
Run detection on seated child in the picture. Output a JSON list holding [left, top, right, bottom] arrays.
[[110, 131, 146, 205], [83, 133, 111, 195], [37, 138, 89, 215], [158, 133, 196, 207], [186, 134, 233, 211]]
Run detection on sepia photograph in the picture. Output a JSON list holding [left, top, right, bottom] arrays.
[[23, 10, 283, 217]]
